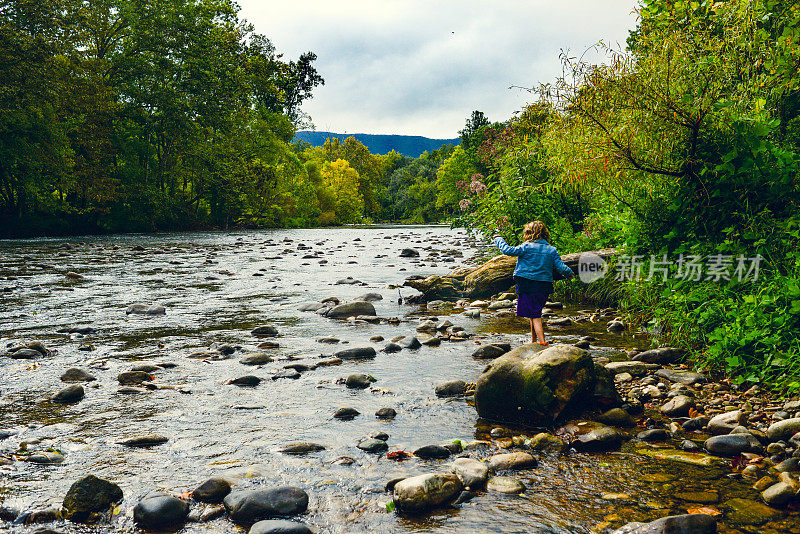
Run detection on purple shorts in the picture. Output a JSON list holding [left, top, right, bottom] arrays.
[[516, 292, 549, 319]]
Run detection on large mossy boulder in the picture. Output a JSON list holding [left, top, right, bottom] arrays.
[[474, 344, 613, 427]]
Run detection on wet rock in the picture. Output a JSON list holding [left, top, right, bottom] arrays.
[[571, 423, 623, 451], [450, 458, 489, 489], [376, 407, 397, 420], [775, 457, 800, 472], [528, 433, 567, 453], [604, 361, 655, 376], [272, 369, 300, 380], [637, 429, 670, 442], [475, 344, 607, 427], [607, 320, 626, 333], [7, 348, 42, 359], [486, 476, 525, 494], [416, 320, 438, 332], [0, 505, 18, 521], [27, 451, 64, 464], [435, 380, 467, 397], [126, 303, 166, 316], [682, 416, 710, 432], [400, 336, 422, 350], [471, 344, 511, 360], [325, 301, 376, 318], [357, 438, 388, 453], [117, 371, 151, 385], [705, 434, 760, 456], [334, 347, 377, 360], [413, 445, 451, 460], [723, 497, 781, 525], [370, 431, 389, 441], [251, 325, 278, 337], [707, 411, 744, 435], [488, 452, 537, 471], [192, 477, 231, 503], [250, 520, 313, 534], [660, 395, 695, 417], [118, 434, 169, 447], [382, 342, 402, 353], [357, 292, 383, 302], [762, 482, 795, 507], [60, 368, 96, 382], [62, 475, 123, 522], [679, 439, 701, 452], [488, 300, 514, 310], [611, 513, 717, 534], [632, 347, 683, 364], [345, 374, 373, 389], [655, 369, 706, 386], [333, 407, 360, 420], [223, 488, 309, 525], [392, 473, 462, 511], [767, 418, 800, 441], [597, 407, 635, 427], [278, 441, 326, 456], [335, 276, 360, 285], [229, 375, 261, 387], [399, 248, 420, 258], [452, 490, 475, 505], [52, 384, 84, 404], [133, 494, 189, 530], [241, 354, 273, 365]]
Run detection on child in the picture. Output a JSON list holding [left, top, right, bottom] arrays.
[[493, 221, 574, 345]]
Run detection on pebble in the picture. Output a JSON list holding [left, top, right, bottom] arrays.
[[52, 384, 84, 404], [333, 407, 360, 420], [486, 476, 525, 494], [192, 477, 231, 503], [133, 494, 189, 530]]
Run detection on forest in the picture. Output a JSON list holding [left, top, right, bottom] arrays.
[[0, 0, 463, 235]]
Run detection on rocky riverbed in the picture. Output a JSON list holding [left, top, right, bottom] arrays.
[[1, 226, 800, 533]]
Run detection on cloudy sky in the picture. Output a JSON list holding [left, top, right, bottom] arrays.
[[237, 1, 639, 138]]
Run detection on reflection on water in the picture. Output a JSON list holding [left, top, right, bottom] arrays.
[[0, 227, 795, 533]]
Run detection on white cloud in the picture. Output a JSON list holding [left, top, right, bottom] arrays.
[[238, 0, 638, 138]]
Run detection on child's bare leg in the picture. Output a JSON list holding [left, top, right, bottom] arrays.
[[529, 318, 535, 343], [533, 317, 546, 344]]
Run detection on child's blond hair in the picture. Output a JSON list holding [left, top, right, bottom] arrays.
[[523, 220, 550, 242]]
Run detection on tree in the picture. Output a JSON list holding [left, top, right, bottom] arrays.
[[320, 159, 363, 224]]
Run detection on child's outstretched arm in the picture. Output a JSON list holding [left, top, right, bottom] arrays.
[[493, 236, 526, 257], [552, 251, 574, 279]]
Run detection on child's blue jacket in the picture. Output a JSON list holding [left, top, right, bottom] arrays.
[[493, 236, 574, 282]]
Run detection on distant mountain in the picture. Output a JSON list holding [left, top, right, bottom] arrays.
[[294, 131, 459, 158]]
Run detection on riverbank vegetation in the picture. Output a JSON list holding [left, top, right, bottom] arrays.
[[438, 0, 800, 390]]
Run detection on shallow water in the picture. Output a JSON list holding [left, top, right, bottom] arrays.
[[0, 227, 797, 533]]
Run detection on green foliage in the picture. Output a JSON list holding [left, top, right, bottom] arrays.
[[438, 0, 800, 390], [0, 0, 324, 235]]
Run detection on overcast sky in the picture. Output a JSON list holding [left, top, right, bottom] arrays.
[[237, 1, 639, 138]]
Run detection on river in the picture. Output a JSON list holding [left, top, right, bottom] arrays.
[[0, 226, 797, 533]]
